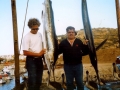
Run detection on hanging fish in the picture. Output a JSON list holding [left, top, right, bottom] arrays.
[[41, 0, 58, 82], [81, 0, 100, 84]]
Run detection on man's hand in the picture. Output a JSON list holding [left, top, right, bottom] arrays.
[[39, 49, 46, 56], [83, 39, 89, 45]]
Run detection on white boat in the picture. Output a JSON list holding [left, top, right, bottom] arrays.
[[2, 65, 15, 75], [0, 78, 6, 84], [2, 66, 10, 74]]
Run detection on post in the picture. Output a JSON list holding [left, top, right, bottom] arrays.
[[11, 0, 20, 89], [115, 0, 120, 47]]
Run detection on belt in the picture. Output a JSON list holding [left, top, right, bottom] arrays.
[[27, 56, 41, 58]]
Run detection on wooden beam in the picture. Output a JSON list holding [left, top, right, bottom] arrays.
[[115, 0, 120, 47], [11, 0, 20, 89]]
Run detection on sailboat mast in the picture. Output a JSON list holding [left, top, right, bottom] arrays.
[[11, 0, 20, 89]]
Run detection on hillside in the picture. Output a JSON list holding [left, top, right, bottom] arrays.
[[76, 28, 119, 49], [82, 48, 120, 63]]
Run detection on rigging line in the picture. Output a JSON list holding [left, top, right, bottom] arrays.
[[19, 0, 30, 53]]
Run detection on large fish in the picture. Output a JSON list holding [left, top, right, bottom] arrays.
[[41, 0, 58, 82], [81, 0, 100, 84]]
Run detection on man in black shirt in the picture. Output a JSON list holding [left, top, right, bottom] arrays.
[[53, 26, 89, 90]]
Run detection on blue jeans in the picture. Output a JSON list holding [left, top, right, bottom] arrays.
[[26, 56, 43, 90], [64, 63, 84, 90]]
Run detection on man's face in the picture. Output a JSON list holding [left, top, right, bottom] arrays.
[[67, 29, 76, 40], [30, 25, 39, 34]]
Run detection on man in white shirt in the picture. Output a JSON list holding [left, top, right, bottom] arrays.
[[22, 18, 46, 90]]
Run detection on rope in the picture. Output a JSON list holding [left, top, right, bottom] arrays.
[[19, 0, 29, 53]]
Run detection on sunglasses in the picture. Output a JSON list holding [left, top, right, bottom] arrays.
[[32, 28, 39, 30]]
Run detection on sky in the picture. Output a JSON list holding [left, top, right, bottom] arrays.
[[0, 0, 118, 55]]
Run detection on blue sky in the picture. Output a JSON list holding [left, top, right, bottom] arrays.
[[0, 0, 117, 55]]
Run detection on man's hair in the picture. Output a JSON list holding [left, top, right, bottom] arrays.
[[66, 26, 75, 32], [66, 26, 77, 35], [28, 18, 41, 28]]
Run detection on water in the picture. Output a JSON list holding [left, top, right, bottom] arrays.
[[0, 77, 23, 90]]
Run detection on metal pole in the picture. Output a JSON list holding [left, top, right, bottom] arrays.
[[11, 0, 20, 89], [115, 0, 120, 48]]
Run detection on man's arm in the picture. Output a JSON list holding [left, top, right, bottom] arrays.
[[23, 49, 46, 57], [80, 39, 89, 56]]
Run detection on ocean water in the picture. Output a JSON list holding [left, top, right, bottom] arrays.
[[0, 77, 23, 90]]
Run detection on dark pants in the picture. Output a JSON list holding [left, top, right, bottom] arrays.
[[26, 56, 43, 90], [64, 63, 84, 90]]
